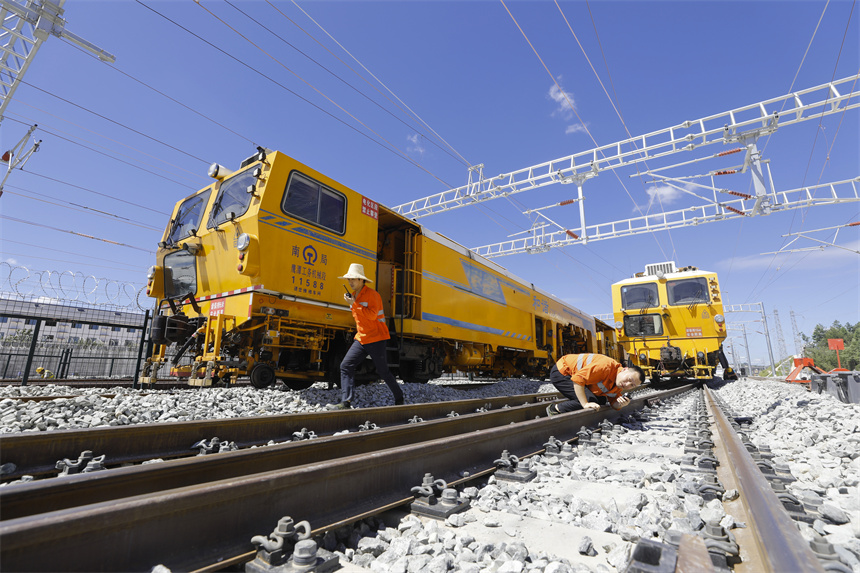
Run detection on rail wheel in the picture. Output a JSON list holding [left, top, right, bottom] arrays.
[[282, 378, 314, 391], [250, 363, 275, 389], [399, 361, 430, 384]]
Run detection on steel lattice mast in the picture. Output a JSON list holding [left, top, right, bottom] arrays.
[[725, 302, 777, 374], [790, 309, 804, 356], [773, 309, 789, 363], [0, 0, 115, 122]]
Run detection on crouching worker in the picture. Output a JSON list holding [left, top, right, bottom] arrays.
[[326, 263, 404, 410], [546, 353, 644, 416]]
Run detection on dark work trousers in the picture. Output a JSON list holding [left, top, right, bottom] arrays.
[[340, 339, 404, 404], [549, 364, 607, 413]]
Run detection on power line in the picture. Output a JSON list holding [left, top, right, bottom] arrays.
[[3, 186, 162, 231], [223, 0, 467, 167], [499, 0, 672, 262], [193, 0, 455, 189], [11, 98, 208, 182], [1, 239, 147, 270], [18, 170, 170, 216], [1, 215, 155, 253], [287, 0, 472, 168], [4, 116, 200, 190], [66, 42, 260, 148], [134, 0, 454, 189], [20, 80, 211, 165]]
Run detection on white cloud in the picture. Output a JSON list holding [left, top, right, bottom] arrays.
[[565, 123, 588, 134], [4, 258, 17, 265], [633, 184, 686, 213], [548, 81, 575, 119], [406, 133, 425, 156]]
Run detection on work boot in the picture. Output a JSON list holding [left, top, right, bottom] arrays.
[[546, 403, 560, 417], [325, 401, 351, 410]]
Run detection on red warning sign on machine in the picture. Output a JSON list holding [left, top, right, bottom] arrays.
[[361, 197, 378, 220], [209, 299, 226, 317]]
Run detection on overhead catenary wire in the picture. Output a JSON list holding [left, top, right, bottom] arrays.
[[66, 42, 260, 148], [135, 0, 454, 189], [6, 110, 206, 186], [550, 1, 678, 261], [223, 0, 467, 168], [1, 216, 155, 253], [3, 186, 163, 231], [499, 0, 673, 262], [19, 80, 211, 166], [743, 2, 857, 305], [4, 116, 200, 191], [2, 239, 149, 271], [8, 169, 170, 216], [193, 0, 455, 189], [287, 0, 472, 168]]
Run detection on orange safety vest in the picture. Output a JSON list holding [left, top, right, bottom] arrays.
[[556, 353, 624, 406], [350, 285, 390, 345]]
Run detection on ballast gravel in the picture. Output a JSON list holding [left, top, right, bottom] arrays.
[[1, 378, 858, 572], [0, 378, 553, 433]]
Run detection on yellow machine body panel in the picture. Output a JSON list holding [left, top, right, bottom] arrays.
[[144, 149, 613, 388], [611, 263, 728, 381]]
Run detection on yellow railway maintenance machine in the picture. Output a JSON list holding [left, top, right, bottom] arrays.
[[141, 148, 617, 389], [611, 262, 737, 383]]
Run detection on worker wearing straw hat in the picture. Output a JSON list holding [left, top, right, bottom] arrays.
[[326, 263, 404, 409]]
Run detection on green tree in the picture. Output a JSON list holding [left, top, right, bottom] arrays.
[[804, 321, 858, 371]]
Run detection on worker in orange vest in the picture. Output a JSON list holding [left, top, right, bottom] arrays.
[[326, 263, 404, 410], [546, 353, 644, 415]]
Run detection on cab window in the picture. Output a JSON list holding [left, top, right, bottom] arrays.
[[282, 172, 346, 234], [208, 170, 257, 228], [620, 283, 659, 309], [166, 189, 212, 244], [667, 278, 709, 305], [623, 314, 664, 337]]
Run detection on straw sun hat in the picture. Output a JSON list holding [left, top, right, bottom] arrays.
[[339, 263, 373, 282]]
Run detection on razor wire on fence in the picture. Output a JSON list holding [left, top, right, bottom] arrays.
[[0, 263, 148, 311]]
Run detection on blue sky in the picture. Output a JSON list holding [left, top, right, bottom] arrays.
[[0, 0, 857, 366]]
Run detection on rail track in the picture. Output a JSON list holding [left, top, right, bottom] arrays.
[[0, 381, 850, 572], [0, 386, 688, 572]]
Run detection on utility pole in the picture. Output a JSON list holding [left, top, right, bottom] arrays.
[[773, 309, 788, 372], [742, 323, 753, 375], [790, 309, 804, 355], [0, 0, 115, 197]]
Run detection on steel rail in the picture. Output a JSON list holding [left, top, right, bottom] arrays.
[[0, 386, 693, 572], [0, 392, 555, 479], [703, 386, 824, 572], [0, 400, 555, 519]]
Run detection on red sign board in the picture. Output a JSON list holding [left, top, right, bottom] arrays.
[[828, 338, 844, 350], [209, 299, 226, 317], [361, 197, 379, 220]]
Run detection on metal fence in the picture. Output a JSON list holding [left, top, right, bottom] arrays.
[[0, 339, 144, 380]]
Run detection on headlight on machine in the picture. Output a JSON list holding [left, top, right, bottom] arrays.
[[236, 233, 251, 251], [146, 265, 157, 280], [714, 314, 725, 324], [697, 352, 705, 360], [614, 321, 623, 329], [639, 353, 647, 362]]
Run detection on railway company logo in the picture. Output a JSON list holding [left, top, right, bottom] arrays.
[[302, 245, 318, 265]]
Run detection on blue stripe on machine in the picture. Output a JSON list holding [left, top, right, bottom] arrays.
[[258, 210, 376, 261], [422, 312, 507, 336]]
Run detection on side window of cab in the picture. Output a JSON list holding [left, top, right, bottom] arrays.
[[282, 172, 346, 234]]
